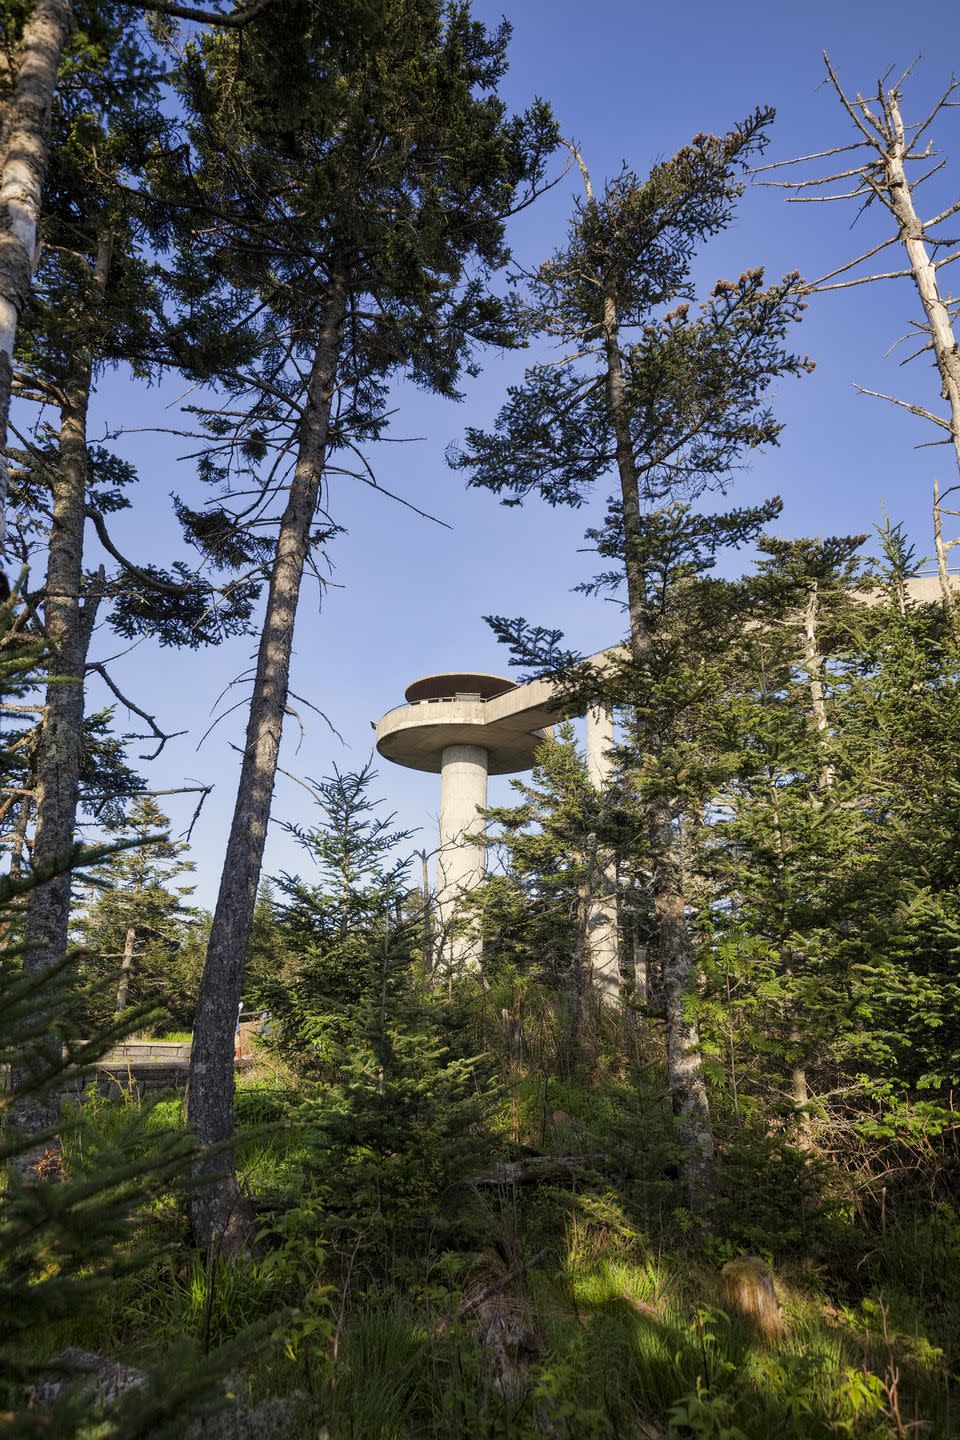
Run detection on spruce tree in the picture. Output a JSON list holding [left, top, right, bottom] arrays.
[[455, 120, 810, 1201], [74, 795, 200, 1026], [6, 8, 255, 1154], [707, 533, 868, 1140], [169, 0, 558, 1249], [472, 721, 622, 1052]]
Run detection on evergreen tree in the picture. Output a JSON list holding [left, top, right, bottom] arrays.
[[74, 795, 201, 1028], [705, 533, 869, 1140], [6, 5, 256, 1154], [173, 0, 558, 1249], [263, 761, 485, 1272], [454, 117, 811, 1202], [0, 0, 284, 570], [0, 593, 247, 1437], [473, 724, 591, 992], [262, 760, 416, 1065], [243, 879, 289, 1002]]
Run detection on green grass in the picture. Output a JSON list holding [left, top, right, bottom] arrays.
[[32, 1056, 960, 1439]]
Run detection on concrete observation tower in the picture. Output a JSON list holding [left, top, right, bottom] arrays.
[[374, 575, 960, 990], [375, 670, 618, 991]]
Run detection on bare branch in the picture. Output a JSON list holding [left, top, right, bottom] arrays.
[[88, 663, 186, 759], [808, 234, 900, 289], [904, 157, 949, 192], [822, 54, 884, 148], [460, 1248, 551, 1318], [287, 689, 345, 744], [926, 198, 960, 228], [130, 0, 275, 28], [561, 137, 594, 202], [758, 163, 873, 190], [786, 186, 875, 203], [749, 141, 870, 174], [329, 446, 453, 530], [853, 384, 952, 430], [196, 697, 250, 750], [87, 509, 195, 595], [904, 74, 960, 152], [809, 267, 915, 292], [275, 765, 327, 808]]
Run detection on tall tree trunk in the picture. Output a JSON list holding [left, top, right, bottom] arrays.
[[601, 291, 715, 1202], [801, 582, 835, 793], [933, 479, 959, 632], [793, 589, 836, 1143], [882, 93, 960, 486], [0, 0, 73, 556], [9, 232, 110, 1165], [116, 924, 136, 1012], [187, 274, 346, 1254], [763, 770, 810, 1140], [420, 849, 433, 974]]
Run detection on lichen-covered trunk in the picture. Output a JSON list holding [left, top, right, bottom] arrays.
[[9, 238, 108, 1164], [116, 925, 136, 1013], [0, 0, 72, 555], [602, 293, 715, 1203], [187, 278, 346, 1254]]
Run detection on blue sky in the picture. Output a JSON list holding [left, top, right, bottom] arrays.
[[76, 0, 960, 906]]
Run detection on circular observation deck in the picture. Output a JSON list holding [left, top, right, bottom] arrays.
[[376, 671, 554, 776], [404, 672, 516, 704]]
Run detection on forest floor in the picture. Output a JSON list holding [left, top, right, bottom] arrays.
[[26, 1027, 960, 1439]]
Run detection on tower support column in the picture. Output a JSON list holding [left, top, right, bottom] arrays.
[[436, 743, 488, 970], [585, 706, 620, 1002]]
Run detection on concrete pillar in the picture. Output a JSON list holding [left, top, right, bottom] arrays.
[[436, 743, 488, 970], [585, 707, 619, 1002]]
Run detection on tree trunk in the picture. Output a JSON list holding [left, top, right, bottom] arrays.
[[790, 583, 839, 1141], [882, 93, 960, 486], [0, 0, 73, 555], [116, 925, 136, 1013], [8, 790, 33, 877], [420, 849, 433, 974], [601, 291, 715, 1203], [763, 707, 815, 1148], [8, 232, 110, 1166], [571, 827, 599, 1057], [801, 582, 836, 792], [187, 274, 346, 1254], [648, 800, 715, 1190], [933, 479, 959, 631]]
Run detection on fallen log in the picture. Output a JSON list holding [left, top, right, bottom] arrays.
[[460, 1247, 550, 1317], [463, 1154, 605, 1188]]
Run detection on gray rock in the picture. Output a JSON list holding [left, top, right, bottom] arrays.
[[33, 1352, 321, 1439], [184, 1391, 322, 1440], [32, 1347, 147, 1406]]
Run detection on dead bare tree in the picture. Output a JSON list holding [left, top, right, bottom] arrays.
[[755, 57, 960, 486], [933, 478, 960, 623], [0, 0, 73, 563]]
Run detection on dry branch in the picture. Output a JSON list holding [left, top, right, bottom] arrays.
[[761, 57, 960, 486]]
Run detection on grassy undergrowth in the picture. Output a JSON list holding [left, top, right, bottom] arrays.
[[23, 999, 957, 1440]]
